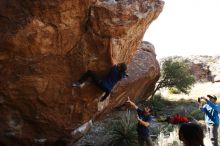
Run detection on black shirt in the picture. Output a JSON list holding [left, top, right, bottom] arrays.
[[137, 108, 152, 138]]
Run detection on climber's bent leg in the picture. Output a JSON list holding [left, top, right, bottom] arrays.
[[72, 70, 101, 87], [78, 70, 101, 83]]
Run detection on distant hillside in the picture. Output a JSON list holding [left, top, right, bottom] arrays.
[[159, 55, 220, 82]]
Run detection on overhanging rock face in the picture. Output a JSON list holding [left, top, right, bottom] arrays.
[[0, 0, 163, 145]]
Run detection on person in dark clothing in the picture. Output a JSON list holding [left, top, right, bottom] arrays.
[[72, 63, 128, 101], [179, 123, 205, 146], [126, 97, 153, 146]]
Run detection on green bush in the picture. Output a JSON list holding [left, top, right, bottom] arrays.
[[190, 109, 204, 120], [145, 94, 167, 115], [107, 110, 138, 146], [147, 94, 162, 106], [170, 141, 179, 146], [151, 58, 195, 98], [168, 87, 181, 94]]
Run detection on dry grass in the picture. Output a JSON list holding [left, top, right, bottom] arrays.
[[160, 82, 220, 102]]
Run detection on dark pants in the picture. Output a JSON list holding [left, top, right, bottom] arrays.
[[207, 124, 219, 146], [138, 136, 153, 146], [78, 70, 110, 100]]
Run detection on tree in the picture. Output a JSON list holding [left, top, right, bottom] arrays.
[[151, 58, 195, 98]]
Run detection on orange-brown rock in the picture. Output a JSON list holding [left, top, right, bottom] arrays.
[[0, 0, 163, 145]]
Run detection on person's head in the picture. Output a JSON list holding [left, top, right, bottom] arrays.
[[207, 94, 217, 103], [179, 123, 204, 146], [143, 106, 152, 115]]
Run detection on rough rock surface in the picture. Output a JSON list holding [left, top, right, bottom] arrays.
[[160, 56, 220, 82], [0, 0, 163, 145], [187, 56, 220, 82], [74, 41, 160, 145]]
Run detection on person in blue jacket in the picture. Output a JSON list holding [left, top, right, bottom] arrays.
[[199, 94, 220, 146], [72, 62, 128, 101], [126, 97, 153, 146]]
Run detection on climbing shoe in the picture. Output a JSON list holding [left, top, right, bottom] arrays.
[[100, 94, 110, 102], [72, 82, 85, 88]]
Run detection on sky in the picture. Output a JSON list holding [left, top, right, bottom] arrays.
[[143, 0, 220, 58]]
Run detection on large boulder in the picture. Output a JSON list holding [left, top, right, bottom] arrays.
[[0, 0, 163, 145]]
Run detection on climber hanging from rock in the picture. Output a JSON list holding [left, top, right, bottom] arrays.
[[72, 47, 128, 102], [72, 63, 128, 101]]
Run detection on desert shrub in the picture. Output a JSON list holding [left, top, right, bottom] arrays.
[[170, 141, 179, 146], [190, 109, 204, 120], [107, 110, 138, 146], [145, 93, 167, 115], [168, 87, 181, 94]]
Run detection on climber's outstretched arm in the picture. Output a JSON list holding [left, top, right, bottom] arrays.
[[126, 97, 138, 109]]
